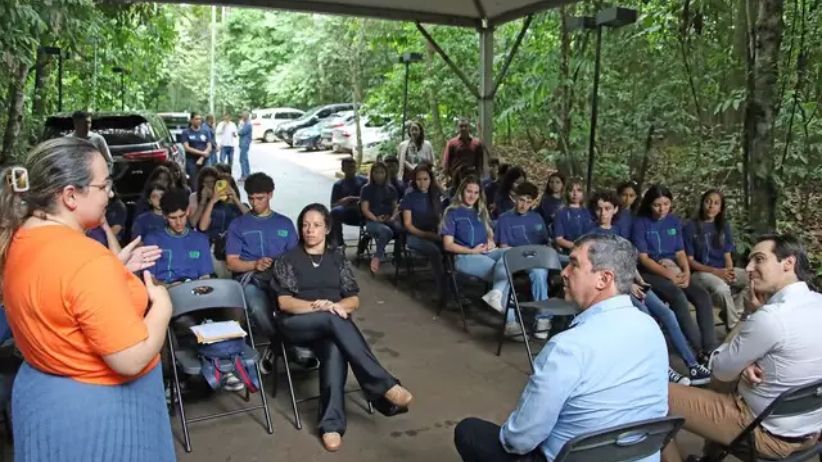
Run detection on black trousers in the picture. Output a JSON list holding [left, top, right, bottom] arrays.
[[278, 311, 397, 435], [454, 418, 548, 462], [641, 272, 718, 353]]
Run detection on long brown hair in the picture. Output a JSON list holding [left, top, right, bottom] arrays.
[[442, 174, 492, 235], [0, 138, 100, 286]]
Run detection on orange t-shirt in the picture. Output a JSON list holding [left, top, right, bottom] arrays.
[[2, 225, 159, 385]]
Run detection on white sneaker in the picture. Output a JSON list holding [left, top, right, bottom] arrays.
[[482, 289, 505, 313], [223, 373, 246, 392], [504, 322, 526, 342], [534, 318, 551, 340], [668, 367, 691, 386]]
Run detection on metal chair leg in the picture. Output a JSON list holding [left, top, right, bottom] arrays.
[[168, 331, 192, 452], [280, 342, 302, 430]]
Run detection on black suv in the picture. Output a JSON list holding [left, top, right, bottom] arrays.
[[42, 111, 184, 202], [275, 103, 356, 147]]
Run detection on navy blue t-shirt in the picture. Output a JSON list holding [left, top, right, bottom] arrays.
[[495, 210, 549, 247], [331, 175, 368, 206], [144, 228, 214, 283], [225, 211, 298, 262], [360, 183, 398, 218], [390, 178, 407, 201], [204, 201, 243, 240], [86, 227, 109, 248], [494, 194, 515, 218], [131, 211, 167, 239], [631, 214, 685, 262], [484, 180, 501, 206], [441, 206, 489, 248], [683, 220, 735, 269], [553, 206, 594, 242], [586, 224, 629, 239], [614, 210, 634, 237], [182, 127, 211, 158], [538, 195, 563, 226], [399, 190, 440, 232]]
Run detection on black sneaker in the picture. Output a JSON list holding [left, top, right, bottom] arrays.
[[689, 364, 712, 386], [668, 367, 691, 386]]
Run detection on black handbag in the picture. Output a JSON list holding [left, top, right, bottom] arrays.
[[212, 231, 228, 261]]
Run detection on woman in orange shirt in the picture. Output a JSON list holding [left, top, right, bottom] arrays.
[[0, 138, 175, 461]]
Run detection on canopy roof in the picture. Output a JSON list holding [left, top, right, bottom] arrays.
[[169, 0, 573, 27]]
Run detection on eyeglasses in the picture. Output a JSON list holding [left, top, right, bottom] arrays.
[[87, 179, 114, 193]]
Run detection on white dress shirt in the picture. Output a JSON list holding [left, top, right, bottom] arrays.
[[711, 282, 822, 437]]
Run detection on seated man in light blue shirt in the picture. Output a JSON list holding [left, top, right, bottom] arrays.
[[454, 233, 669, 462]]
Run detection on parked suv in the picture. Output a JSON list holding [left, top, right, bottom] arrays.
[[275, 103, 356, 147], [250, 107, 304, 142], [42, 111, 184, 202]]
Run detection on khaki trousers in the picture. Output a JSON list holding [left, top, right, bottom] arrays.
[[662, 383, 818, 462]]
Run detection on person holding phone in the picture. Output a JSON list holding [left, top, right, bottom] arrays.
[[0, 138, 175, 461]]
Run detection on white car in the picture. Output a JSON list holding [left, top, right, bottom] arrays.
[[330, 116, 391, 154], [250, 107, 304, 142]]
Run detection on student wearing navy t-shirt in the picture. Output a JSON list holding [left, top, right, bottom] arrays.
[[329, 158, 368, 247], [538, 172, 565, 231], [631, 185, 716, 356], [441, 175, 511, 314], [86, 193, 127, 251], [483, 161, 508, 207], [400, 164, 445, 302], [131, 182, 168, 239], [182, 112, 212, 187], [553, 179, 593, 258], [590, 190, 711, 384], [492, 166, 526, 220], [614, 180, 640, 237], [684, 189, 749, 330], [383, 156, 407, 201], [360, 162, 401, 275], [493, 182, 552, 340], [197, 173, 247, 241], [225, 173, 298, 323]]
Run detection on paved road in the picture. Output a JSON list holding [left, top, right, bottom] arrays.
[[234, 141, 358, 241]]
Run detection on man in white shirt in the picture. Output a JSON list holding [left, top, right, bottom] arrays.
[[663, 234, 822, 462], [68, 111, 113, 169], [215, 113, 238, 166]]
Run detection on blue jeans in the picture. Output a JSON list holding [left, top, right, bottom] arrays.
[[504, 269, 550, 323], [208, 148, 218, 166], [365, 220, 401, 258], [239, 143, 251, 178], [330, 205, 361, 247], [185, 156, 200, 187], [220, 146, 234, 166], [0, 306, 12, 344], [454, 248, 510, 304], [632, 291, 698, 367], [243, 283, 272, 327], [406, 235, 446, 299]]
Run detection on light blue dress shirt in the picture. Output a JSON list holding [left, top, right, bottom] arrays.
[[500, 294, 669, 461]]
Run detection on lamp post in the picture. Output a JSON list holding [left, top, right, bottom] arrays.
[[112, 67, 128, 111], [398, 52, 423, 140], [40, 46, 63, 112], [569, 7, 638, 194]]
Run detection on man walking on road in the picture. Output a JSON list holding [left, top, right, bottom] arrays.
[[216, 113, 237, 166], [237, 111, 252, 181], [68, 111, 112, 170]]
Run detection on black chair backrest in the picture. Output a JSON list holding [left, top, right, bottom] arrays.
[[503, 245, 562, 275], [553, 416, 685, 462], [167, 279, 247, 319], [763, 378, 822, 418]]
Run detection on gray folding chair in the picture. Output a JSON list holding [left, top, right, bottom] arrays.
[[501, 245, 578, 372], [167, 279, 273, 453], [554, 416, 685, 462], [700, 378, 822, 462]]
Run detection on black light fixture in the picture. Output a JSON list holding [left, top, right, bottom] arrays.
[[398, 52, 424, 140], [112, 67, 128, 111], [570, 7, 638, 194], [40, 46, 63, 112]]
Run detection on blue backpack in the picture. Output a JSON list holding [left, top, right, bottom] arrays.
[[198, 338, 260, 392]]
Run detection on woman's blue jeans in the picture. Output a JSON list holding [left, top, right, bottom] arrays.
[[631, 291, 697, 367]]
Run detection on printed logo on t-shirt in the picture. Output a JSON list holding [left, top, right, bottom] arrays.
[[535, 224, 543, 231], [668, 229, 677, 236], [277, 229, 289, 238], [189, 251, 201, 259]]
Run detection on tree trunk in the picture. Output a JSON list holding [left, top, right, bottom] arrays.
[[425, 39, 444, 154], [746, 0, 784, 234], [727, 0, 750, 126], [1, 59, 30, 164], [32, 51, 52, 116], [558, 7, 572, 156], [352, 18, 366, 168]]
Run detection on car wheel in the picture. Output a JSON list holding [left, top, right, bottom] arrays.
[[263, 131, 276, 143], [332, 144, 341, 153]]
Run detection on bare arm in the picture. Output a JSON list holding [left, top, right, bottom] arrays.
[[443, 235, 477, 255], [361, 201, 380, 222], [638, 253, 676, 279], [226, 255, 258, 273]]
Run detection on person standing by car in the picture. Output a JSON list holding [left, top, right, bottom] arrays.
[[68, 111, 112, 170], [216, 113, 238, 166], [203, 114, 218, 165], [237, 112, 252, 181], [182, 113, 212, 188]]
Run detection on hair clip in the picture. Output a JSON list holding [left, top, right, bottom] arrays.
[[6, 167, 29, 193]]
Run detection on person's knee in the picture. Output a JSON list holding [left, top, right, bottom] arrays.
[[454, 417, 481, 448]]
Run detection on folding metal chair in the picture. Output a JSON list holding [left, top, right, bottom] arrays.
[[500, 245, 578, 373], [554, 416, 685, 462], [699, 378, 822, 462], [238, 273, 374, 431], [441, 252, 470, 332], [166, 279, 273, 452]]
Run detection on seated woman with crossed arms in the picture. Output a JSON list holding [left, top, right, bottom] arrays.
[[271, 203, 413, 453]]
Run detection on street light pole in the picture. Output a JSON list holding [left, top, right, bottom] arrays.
[[57, 51, 64, 112], [398, 52, 423, 141], [585, 26, 603, 196], [113, 67, 127, 111]]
